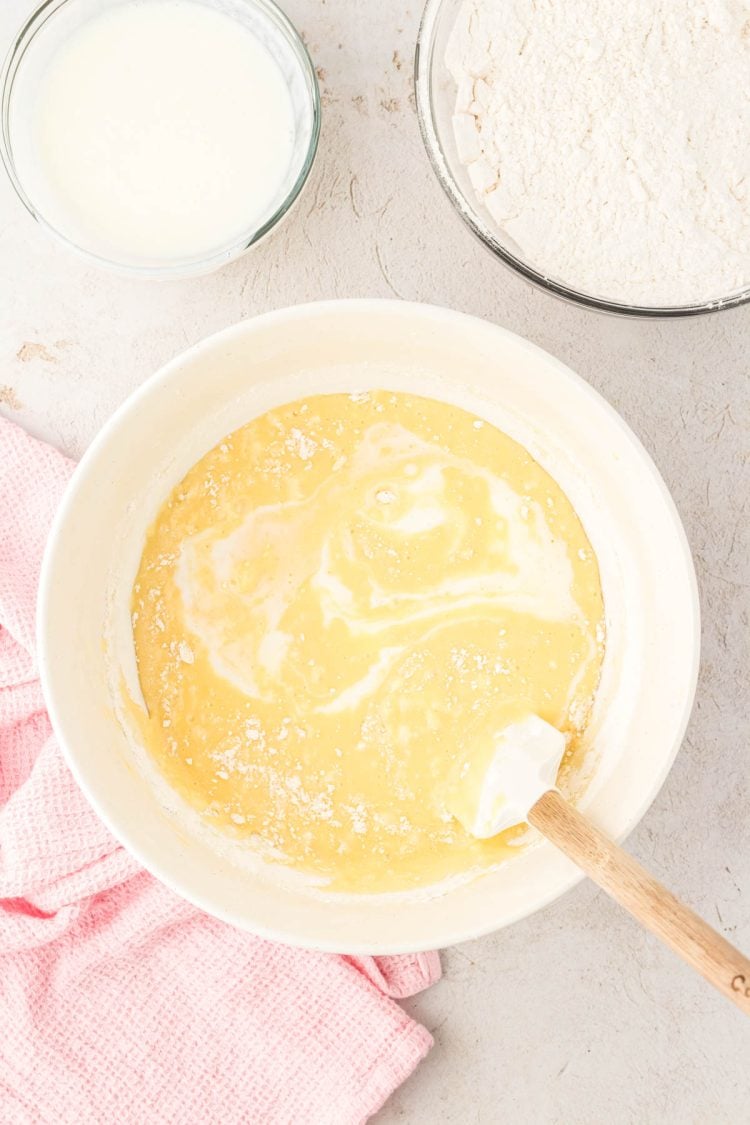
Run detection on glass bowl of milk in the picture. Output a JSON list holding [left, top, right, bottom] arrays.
[[1, 0, 320, 277]]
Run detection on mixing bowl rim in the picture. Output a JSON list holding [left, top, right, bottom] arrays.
[[37, 298, 701, 952]]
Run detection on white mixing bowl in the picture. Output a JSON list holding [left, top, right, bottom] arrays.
[[38, 300, 700, 952]]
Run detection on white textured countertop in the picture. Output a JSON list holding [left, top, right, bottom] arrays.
[[1, 1, 749, 1121]]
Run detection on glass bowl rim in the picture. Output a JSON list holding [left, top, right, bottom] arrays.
[[414, 0, 750, 320], [0, 0, 321, 279]]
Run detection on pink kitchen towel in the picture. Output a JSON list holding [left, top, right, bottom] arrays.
[[0, 415, 440, 1125]]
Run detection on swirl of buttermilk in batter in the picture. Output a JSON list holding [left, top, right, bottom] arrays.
[[132, 391, 605, 893]]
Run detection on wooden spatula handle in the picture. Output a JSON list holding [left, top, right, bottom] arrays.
[[529, 789, 750, 1015]]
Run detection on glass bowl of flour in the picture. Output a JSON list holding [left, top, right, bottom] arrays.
[[416, 0, 750, 316], [1, 0, 320, 278]]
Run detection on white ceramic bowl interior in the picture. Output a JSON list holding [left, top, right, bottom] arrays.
[[38, 300, 700, 952]]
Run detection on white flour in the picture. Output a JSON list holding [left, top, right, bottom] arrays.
[[447, 0, 750, 306]]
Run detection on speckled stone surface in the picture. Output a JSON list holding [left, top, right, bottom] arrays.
[[1, 1, 748, 1121]]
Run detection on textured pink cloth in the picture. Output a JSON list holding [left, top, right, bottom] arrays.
[[0, 416, 440, 1125]]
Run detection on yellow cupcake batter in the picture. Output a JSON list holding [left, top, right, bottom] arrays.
[[132, 391, 605, 893]]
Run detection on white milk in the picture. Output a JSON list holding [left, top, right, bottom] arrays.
[[10, 0, 299, 265]]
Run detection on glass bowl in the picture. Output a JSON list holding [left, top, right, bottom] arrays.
[[415, 0, 750, 318], [0, 0, 320, 279]]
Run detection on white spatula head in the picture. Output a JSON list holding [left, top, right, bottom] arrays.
[[448, 712, 567, 838]]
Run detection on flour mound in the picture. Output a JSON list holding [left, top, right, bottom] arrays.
[[447, 0, 750, 306]]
